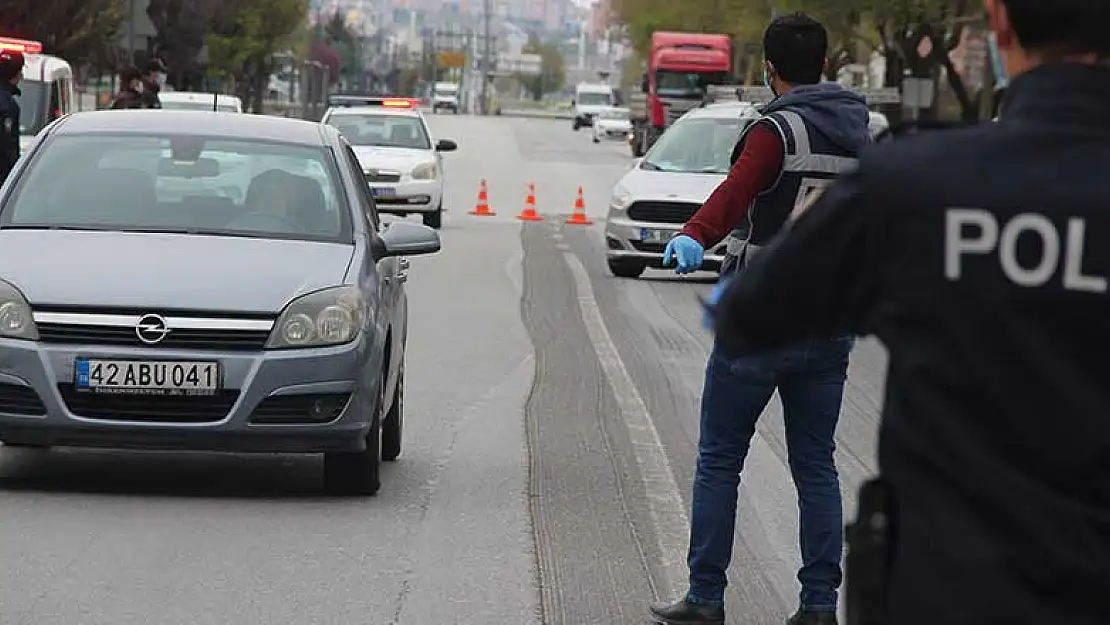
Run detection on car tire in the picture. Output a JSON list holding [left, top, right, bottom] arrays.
[[323, 391, 382, 496], [572, 118, 581, 131], [381, 364, 404, 462], [423, 206, 443, 229], [608, 258, 645, 279], [593, 135, 601, 143]]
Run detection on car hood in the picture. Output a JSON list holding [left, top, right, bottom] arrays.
[[0, 231, 354, 313], [352, 146, 432, 173], [618, 167, 726, 204]]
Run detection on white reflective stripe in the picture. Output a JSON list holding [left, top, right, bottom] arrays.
[[784, 153, 857, 174], [726, 236, 746, 255], [31, 312, 274, 331], [777, 111, 810, 155]]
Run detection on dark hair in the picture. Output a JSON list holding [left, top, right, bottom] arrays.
[[762, 12, 828, 85], [120, 67, 142, 84], [1001, 0, 1110, 56], [0, 50, 24, 81]]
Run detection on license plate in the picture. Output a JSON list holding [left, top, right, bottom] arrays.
[[371, 187, 396, 198], [75, 359, 220, 395], [640, 228, 672, 243]]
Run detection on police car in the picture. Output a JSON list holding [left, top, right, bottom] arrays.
[[1, 37, 77, 153], [320, 96, 457, 229]]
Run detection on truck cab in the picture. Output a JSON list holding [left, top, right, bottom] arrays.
[[571, 82, 614, 130], [1, 37, 78, 154], [629, 32, 732, 156]]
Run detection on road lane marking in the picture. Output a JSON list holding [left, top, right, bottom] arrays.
[[560, 250, 690, 600]]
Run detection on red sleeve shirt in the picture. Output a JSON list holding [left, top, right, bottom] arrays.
[[680, 122, 784, 249]]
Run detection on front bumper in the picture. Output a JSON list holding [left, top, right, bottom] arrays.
[[370, 178, 443, 214], [594, 124, 632, 139], [604, 217, 729, 270], [0, 334, 381, 454]]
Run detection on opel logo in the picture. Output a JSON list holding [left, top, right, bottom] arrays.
[[135, 314, 171, 344]]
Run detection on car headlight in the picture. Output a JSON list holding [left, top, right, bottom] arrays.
[[266, 286, 364, 349], [0, 279, 38, 341], [411, 162, 438, 180], [610, 185, 632, 211]]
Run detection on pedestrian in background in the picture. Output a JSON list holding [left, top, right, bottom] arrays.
[[0, 47, 23, 184], [140, 58, 166, 109], [710, 1, 1110, 624], [650, 12, 872, 625], [110, 68, 145, 110]]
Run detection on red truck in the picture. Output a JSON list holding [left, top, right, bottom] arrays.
[[628, 31, 733, 156]]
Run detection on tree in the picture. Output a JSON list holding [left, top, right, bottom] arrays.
[[146, 0, 220, 86], [519, 36, 565, 100], [206, 0, 308, 111], [0, 0, 124, 69]]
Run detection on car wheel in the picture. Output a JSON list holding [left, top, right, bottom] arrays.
[[572, 118, 581, 131], [423, 206, 443, 229], [323, 390, 382, 496], [593, 135, 601, 143], [381, 363, 404, 462], [608, 258, 645, 279]]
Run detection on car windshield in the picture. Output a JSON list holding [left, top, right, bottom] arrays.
[[577, 91, 611, 106], [654, 70, 728, 98], [326, 113, 431, 150], [15, 78, 46, 135], [641, 117, 750, 174], [160, 100, 240, 113], [0, 133, 352, 243]]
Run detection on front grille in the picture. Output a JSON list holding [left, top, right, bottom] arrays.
[[631, 241, 667, 253], [37, 324, 270, 351], [250, 393, 352, 424], [627, 201, 702, 224], [57, 384, 239, 423], [0, 383, 47, 415], [365, 171, 401, 183], [662, 100, 699, 125]]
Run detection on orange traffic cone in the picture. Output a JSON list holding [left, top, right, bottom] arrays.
[[566, 186, 592, 225], [517, 183, 543, 221], [469, 179, 495, 216]]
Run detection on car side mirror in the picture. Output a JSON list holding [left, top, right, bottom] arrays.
[[570, 99, 575, 106], [372, 221, 441, 260], [640, 74, 649, 92], [435, 139, 457, 151]]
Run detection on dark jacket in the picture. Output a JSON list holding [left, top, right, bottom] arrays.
[[139, 77, 162, 109], [110, 89, 145, 110], [0, 81, 20, 182], [714, 63, 1110, 625]]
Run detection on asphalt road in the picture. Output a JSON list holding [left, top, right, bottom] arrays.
[[0, 114, 885, 625]]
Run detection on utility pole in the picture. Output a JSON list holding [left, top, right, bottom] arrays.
[[480, 0, 491, 115]]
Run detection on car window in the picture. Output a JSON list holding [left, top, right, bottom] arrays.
[[324, 113, 431, 150], [0, 134, 353, 243], [641, 117, 750, 174], [340, 142, 380, 230], [576, 92, 611, 106]]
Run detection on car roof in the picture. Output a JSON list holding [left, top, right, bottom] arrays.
[[51, 110, 330, 146], [160, 91, 242, 105], [324, 106, 424, 119], [680, 101, 762, 122]]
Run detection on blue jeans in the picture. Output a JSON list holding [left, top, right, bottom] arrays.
[[686, 337, 853, 612]]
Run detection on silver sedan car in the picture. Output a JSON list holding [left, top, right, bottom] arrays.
[[0, 110, 441, 496]]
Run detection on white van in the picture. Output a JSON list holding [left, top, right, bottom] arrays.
[[159, 91, 243, 113], [432, 82, 459, 113], [1, 38, 77, 152], [572, 82, 614, 131]]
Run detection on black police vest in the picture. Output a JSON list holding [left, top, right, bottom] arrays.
[[724, 110, 860, 270]]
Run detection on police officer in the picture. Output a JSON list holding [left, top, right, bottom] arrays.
[[711, 1, 1110, 624], [139, 58, 166, 109], [0, 47, 23, 184], [650, 13, 872, 625]]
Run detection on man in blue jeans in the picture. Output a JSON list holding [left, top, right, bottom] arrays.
[[649, 13, 871, 625]]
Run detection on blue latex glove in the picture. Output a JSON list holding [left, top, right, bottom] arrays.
[[662, 235, 704, 274], [701, 276, 731, 330]]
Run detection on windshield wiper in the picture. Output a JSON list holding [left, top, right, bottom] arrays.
[[640, 161, 665, 171]]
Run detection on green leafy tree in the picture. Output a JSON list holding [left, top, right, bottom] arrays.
[[206, 0, 308, 111], [146, 0, 220, 87], [0, 0, 125, 70], [519, 37, 565, 100]]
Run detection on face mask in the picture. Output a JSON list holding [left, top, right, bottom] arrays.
[[156, 72, 166, 84], [762, 64, 777, 96]]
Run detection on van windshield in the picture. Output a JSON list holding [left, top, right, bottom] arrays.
[[15, 79, 46, 136], [576, 92, 611, 106]]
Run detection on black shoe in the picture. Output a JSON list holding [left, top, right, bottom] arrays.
[[786, 609, 838, 625], [649, 598, 725, 625]]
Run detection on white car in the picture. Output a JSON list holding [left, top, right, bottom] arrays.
[[592, 107, 632, 143], [158, 91, 243, 113], [321, 96, 457, 229], [604, 101, 761, 278]]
